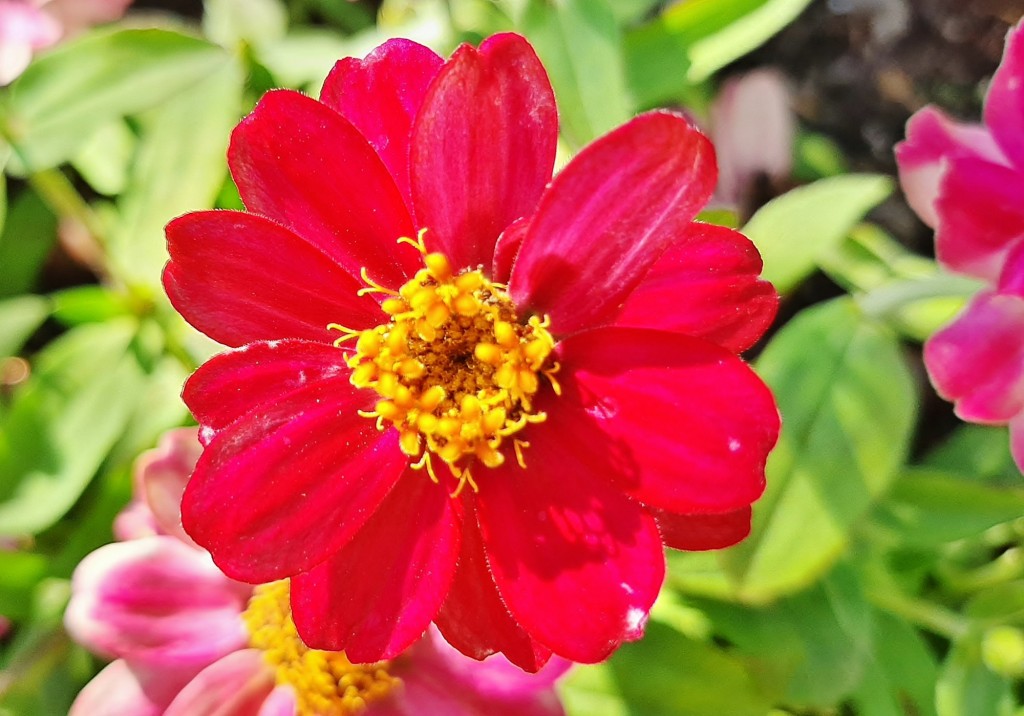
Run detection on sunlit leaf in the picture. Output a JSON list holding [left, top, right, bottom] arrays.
[[720, 298, 916, 601]]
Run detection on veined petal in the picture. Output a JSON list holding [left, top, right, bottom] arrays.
[[477, 435, 666, 663], [434, 498, 552, 673], [182, 339, 350, 440], [290, 470, 460, 662], [64, 538, 248, 668], [895, 106, 1005, 228], [510, 112, 716, 336], [614, 223, 777, 352], [491, 217, 529, 285], [652, 507, 752, 551], [934, 156, 1024, 281], [228, 89, 419, 287], [164, 650, 276, 716], [182, 377, 407, 583], [411, 33, 556, 270], [924, 290, 1024, 422], [552, 327, 778, 512], [985, 21, 1024, 169], [320, 39, 443, 206], [164, 211, 383, 348], [70, 660, 192, 716]]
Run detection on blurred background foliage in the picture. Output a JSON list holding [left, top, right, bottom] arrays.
[[2, 0, 1024, 714]]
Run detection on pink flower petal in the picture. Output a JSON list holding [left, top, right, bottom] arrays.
[[70, 660, 192, 716], [476, 431, 666, 663], [320, 39, 443, 206], [411, 33, 556, 270], [895, 106, 1006, 229], [652, 507, 752, 551], [985, 22, 1024, 169], [998, 237, 1024, 297], [182, 339, 350, 439], [164, 211, 383, 348], [553, 327, 778, 513], [380, 667, 565, 716], [228, 89, 419, 288], [182, 377, 407, 583], [510, 112, 716, 336], [258, 686, 297, 716], [1011, 413, 1024, 474], [164, 650, 276, 716], [934, 156, 1024, 281], [64, 537, 248, 669], [113, 499, 160, 541], [924, 290, 1024, 422], [290, 470, 460, 661], [133, 428, 202, 545], [434, 499, 552, 673], [614, 222, 777, 352], [42, 0, 132, 35]]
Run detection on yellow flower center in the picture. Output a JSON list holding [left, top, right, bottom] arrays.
[[330, 230, 561, 495], [242, 581, 398, 715]]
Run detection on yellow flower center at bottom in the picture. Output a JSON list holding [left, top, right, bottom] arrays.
[[331, 234, 560, 495], [242, 581, 398, 715]]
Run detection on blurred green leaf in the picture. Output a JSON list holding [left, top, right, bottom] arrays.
[[793, 131, 848, 180], [520, 0, 632, 148], [203, 0, 289, 47], [936, 636, 1014, 716], [872, 468, 1024, 547], [0, 551, 47, 621], [108, 59, 242, 290], [624, 0, 813, 105], [0, 321, 144, 535], [924, 425, 1020, 486], [258, 29, 355, 89], [2, 29, 229, 173], [69, 119, 136, 197], [0, 191, 57, 298], [743, 174, 894, 294], [721, 298, 916, 601], [851, 611, 939, 716], [50, 286, 134, 326], [106, 355, 189, 468], [0, 295, 49, 357]]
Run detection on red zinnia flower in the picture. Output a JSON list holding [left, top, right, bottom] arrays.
[[164, 33, 780, 671]]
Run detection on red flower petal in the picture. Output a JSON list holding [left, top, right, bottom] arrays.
[[614, 223, 778, 352], [182, 377, 406, 583], [553, 327, 778, 512], [924, 290, 1024, 422], [510, 112, 716, 336], [476, 434, 665, 663], [411, 33, 556, 270], [290, 470, 460, 661], [164, 211, 382, 348], [182, 339, 349, 440], [491, 217, 528, 285], [434, 497, 552, 673], [228, 89, 419, 288], [985, 22, 1024, 169], [935, 156, 1024, 281], [320, 39, 443, 207], [652, 507, 752, 551]]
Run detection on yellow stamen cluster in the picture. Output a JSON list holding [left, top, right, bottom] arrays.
[[331, 232, 560, 495], [243, 581, 398, 715]]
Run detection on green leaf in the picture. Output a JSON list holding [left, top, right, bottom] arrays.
[[0, 191, 57, 298], [69, 119, 136, 196], [520, 0, 633, 148], [50, 286, 134, 326], [0, 551, 47, 621], [743, 174, 894, 294], [871, 468, 1024, 547], [851, 612, 939, 716], [720, 298, 917, 601], [0, 321, 144, 535], [2, 29, 229, 173], [0, 295, 49, 357], [108, 58, 242, 290], [924, 425, 1020, 487], [624, 0, 812, 105], [203, 0, 289, 48], [936, 637, 1015, 716]]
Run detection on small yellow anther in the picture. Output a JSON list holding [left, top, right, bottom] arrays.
[[452, 293, 480, 317], [455, 273, 483, 292], [494, 321, 517, 349], [375, 400, 402, 421], [425, 252, 453, 281], [399, 430, 421, 456], [419, 385, 447, 411], [473, 343, 503, 366]]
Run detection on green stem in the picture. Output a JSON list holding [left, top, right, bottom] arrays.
[[856, 274, 983, 320], [867, 585, 971, 640]]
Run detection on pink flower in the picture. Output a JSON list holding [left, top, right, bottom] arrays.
[[896, 21, 1024, 472], [66, 430, 569, 715], [0, 0, 131, 85], [164, 33, 779, 669]]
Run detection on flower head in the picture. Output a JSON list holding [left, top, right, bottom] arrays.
[[66, 429, 569, 715], [164, 33, 780, 669], [896, 21, 1024, 472]]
